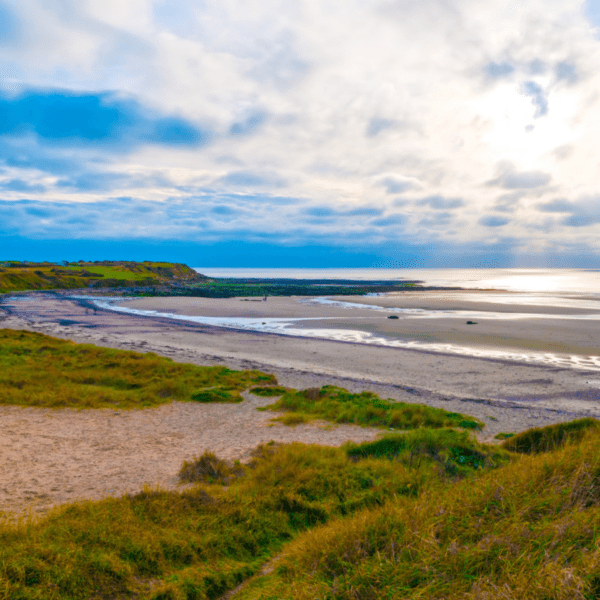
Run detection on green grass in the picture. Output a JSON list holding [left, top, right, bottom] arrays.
[[249, 386, 289, 397], [263, 385, 484, 431], [235, 424, 600, 599], [0, 437, 461, 599], [4, 329, 597, 598], [346, 428, 510, 477], [494, 431, 515, 440], [64, 265, 155, 281], [501, 417, 600, 454], [0, 261, 203, 293], [0, 329, 275, 409]]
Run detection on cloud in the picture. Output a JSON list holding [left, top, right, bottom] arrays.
[[487, 165, 552, 190], [218, 171, 286, 189], [537, 199, 574, 212], [229, 112, 268, 136], [366, 118, 401, 137], [371, 214, 405, 227], [479, 215, 509, 227], [417, 195, 464, 209], [0, 178, 46, 193], [557, 197, 600, 227], [0, 3, 18, 44], [555, 61, 578, 84], [379, 176, 414, 194], [0, 0, 599, 263], [484, 61, 515, 80]]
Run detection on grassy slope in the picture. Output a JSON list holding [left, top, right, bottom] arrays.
[[0, 329, 275, 409], [238, 422, 600, 600], [0, 434, 509, 600], [0, 261, 203, 293]]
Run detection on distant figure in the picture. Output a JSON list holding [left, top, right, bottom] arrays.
[[264, 296, 267, 301]]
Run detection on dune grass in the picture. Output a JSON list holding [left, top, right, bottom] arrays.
[[0, 435, 479, 600], [249, 386, 289, 397], [346, 428, 510, 477], [0, 329, 275, 409], [235, 423, 600, 600], [263, 385, 484, 431], [501, 417, 600, 454]]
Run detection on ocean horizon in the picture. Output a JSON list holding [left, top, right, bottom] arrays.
[[193, 267, 600, 295]]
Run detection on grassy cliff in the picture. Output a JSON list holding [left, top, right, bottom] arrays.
[[0, 261, 205, 293]]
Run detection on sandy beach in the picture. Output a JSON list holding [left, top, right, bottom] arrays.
[[1, 289, 599, 515]]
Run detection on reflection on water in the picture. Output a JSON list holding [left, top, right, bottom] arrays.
[[91, 297, 600, 373], [302, 297, 600, 319]]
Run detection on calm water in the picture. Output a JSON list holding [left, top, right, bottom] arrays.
[[194, 267, 600, 295]]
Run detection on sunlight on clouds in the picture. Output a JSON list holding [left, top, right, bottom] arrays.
[[475, 82, 576, 167]]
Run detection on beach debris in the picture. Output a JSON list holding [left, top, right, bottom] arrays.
[[466, 321, 477, 325], [388, 315, 399, 319]]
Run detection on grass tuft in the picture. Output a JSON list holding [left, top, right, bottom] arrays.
[[249, 386, 289, 397], [494, 431, 515, 440], [179, 452, 245, 485], [501, 417, 600, 454], [234, 425, 600, 600], [346, 428, 510, 476], [0, 439, 440, 599], [264, 385, 484, 430]]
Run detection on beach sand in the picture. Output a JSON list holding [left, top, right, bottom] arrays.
[[1, 290, 599, 515]]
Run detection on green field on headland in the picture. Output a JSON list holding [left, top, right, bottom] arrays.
[[0, 261, 205, 294], [1, 329, 599, 599]]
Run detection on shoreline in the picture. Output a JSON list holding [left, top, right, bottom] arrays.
[[2, 291, 599, 423]]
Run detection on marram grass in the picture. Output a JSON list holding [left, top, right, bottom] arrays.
[[235, 422, 600, 600], [263, 385, 484, 430], [0, 329, 275, 409], [0, 435, 477, 600]]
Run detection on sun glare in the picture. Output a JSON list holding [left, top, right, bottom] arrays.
[[475, 83, 574, 165]]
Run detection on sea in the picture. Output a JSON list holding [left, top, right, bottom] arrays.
[[193, 267, 600, 295]]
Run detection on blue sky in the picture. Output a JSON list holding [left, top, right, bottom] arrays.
[[1, 0, 600, 267]]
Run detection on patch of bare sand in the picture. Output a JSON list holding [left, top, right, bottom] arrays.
[[0, 393, 382, 516]]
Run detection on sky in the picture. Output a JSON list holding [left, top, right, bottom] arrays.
[[1, 0, 600, 267]]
